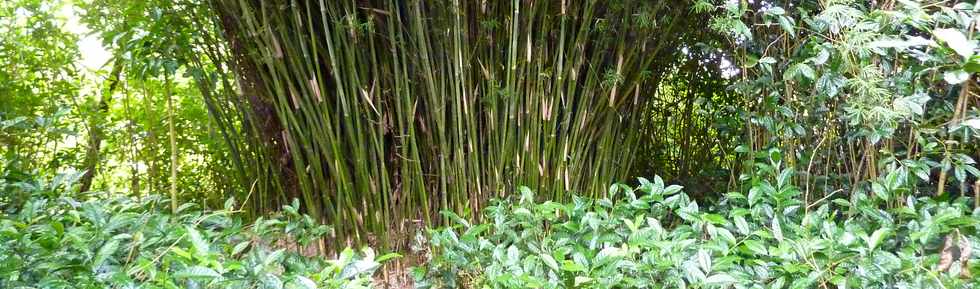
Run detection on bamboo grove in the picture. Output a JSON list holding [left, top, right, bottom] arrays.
[[208, 0, 719, 245]]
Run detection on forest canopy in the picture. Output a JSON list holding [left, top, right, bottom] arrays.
[[1, 0, 979, 288]]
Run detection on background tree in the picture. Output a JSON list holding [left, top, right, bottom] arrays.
[[0, 0, 81, 174]]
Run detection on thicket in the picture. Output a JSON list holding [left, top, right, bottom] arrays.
[[1, 154, 392, 288], [416, 169, 980, 288], [2, 0, 980, 288]]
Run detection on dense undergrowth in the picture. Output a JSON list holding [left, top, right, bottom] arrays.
[[2, 150, 979, 289], [6, 158, 977, 289], [415, 161, 980, 289], [7, 146, 979, 289], [0, 164, 394, 289]]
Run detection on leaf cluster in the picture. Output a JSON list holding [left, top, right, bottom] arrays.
[[416, 170, 980, 289], [0, 166, 392, 289]]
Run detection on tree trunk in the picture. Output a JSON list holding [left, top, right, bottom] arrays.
[[78, 62, 122, 193]]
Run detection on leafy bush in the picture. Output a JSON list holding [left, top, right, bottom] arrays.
[[415, 171, 980, 288], [709, 0, 980, 198], [0, 167, 395, 289]]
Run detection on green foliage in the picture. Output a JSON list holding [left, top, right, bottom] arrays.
[[4, 2, 980, 289], [0, 0, 79, 119], [0, 163, 391, 289], [631, 42, 741, 191], [416, 172, 980, 289], [88, 0, 247, 204], [708, 0, 980, 201], [0, 0, 80, 171]]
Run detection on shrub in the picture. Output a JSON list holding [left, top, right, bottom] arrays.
[[414, 174, 979, 289], [0, 168, 395, 289]]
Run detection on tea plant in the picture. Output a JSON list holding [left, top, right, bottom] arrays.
[[415, 169, 979, 288], [0, 164, 395, 289]]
